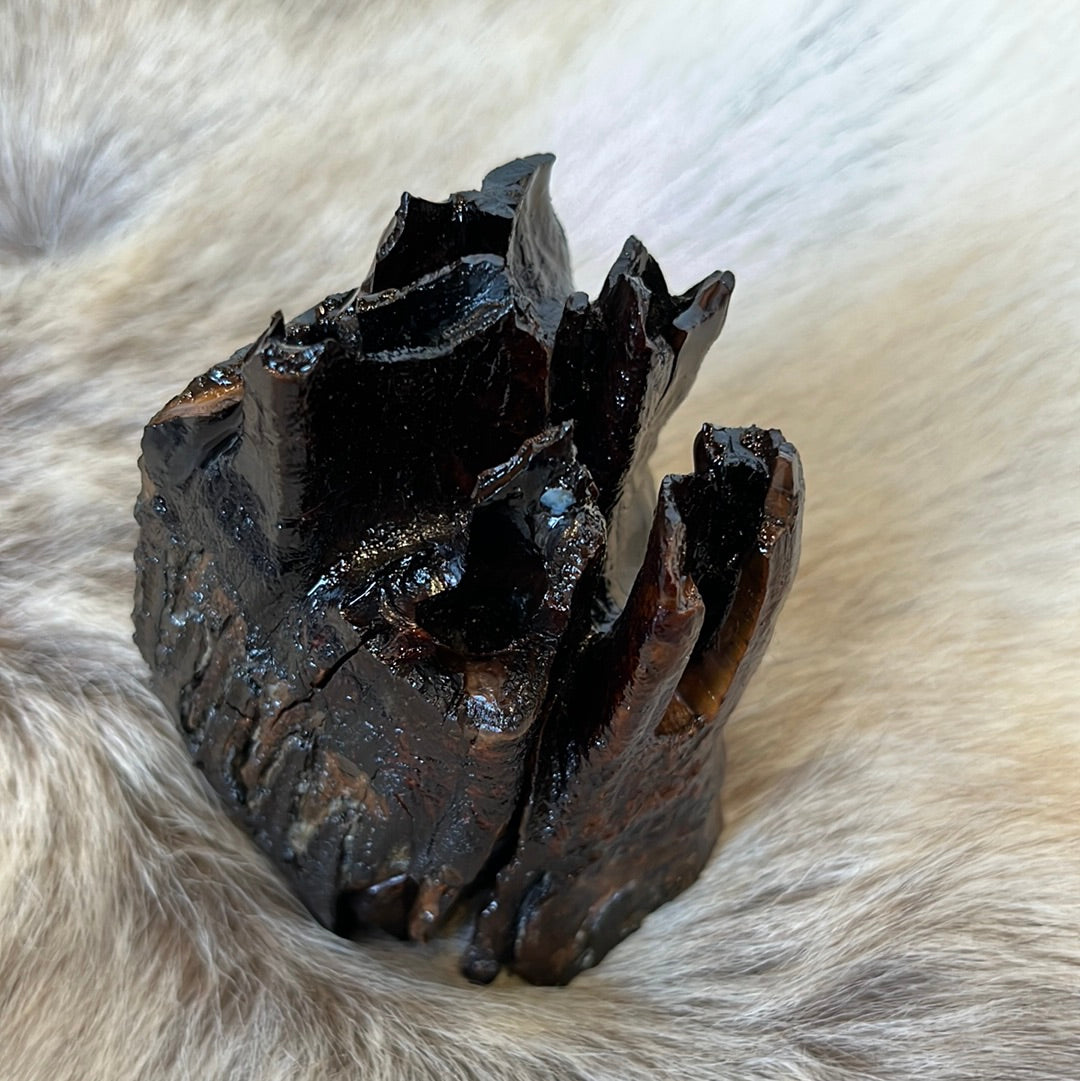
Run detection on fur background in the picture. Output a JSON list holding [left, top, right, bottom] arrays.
[[2, 1, 1078, 1078]]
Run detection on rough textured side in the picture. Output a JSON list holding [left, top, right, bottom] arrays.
[[132, 156, 783, 980]]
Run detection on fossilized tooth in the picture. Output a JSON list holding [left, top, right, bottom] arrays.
[[133, 154, 803, 983]]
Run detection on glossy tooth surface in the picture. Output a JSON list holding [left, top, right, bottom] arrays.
[[133, 155, 802, 984]]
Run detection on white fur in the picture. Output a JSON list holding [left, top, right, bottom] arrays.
[[2, 1, 1078, 1077]]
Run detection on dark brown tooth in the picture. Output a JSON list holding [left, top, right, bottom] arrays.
[[133, 155, 801, 985]]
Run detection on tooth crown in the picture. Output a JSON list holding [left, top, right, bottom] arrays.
[[133, 155, 803, 985]]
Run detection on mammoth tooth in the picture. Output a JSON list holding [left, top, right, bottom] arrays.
[[133, 153, 803, 984]]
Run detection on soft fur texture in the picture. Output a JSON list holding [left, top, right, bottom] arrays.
[[2, 2, 1078, 1078]]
